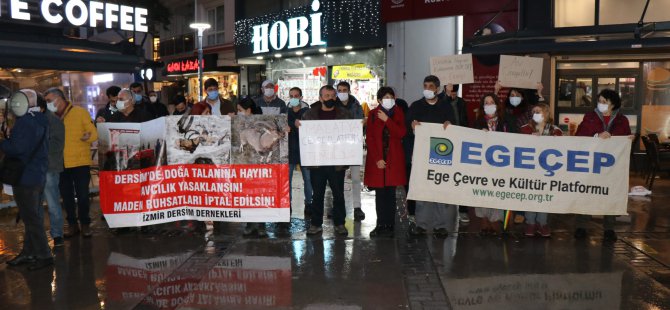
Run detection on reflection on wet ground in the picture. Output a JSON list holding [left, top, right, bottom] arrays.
[[0, 175, 668, 309]]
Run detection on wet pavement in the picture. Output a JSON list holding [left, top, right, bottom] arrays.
[[0, 172, 669, 309]]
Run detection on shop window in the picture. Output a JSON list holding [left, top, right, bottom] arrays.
[[554, 0, 595, 27], [575, 78, 593, 108], [619, 77, 636, 109], [206, 5, 226, 47], [599, 0, 669, 25], [596, 77, 616, 97], [642, 62, 670, 142], [557, 78, 574, 108]]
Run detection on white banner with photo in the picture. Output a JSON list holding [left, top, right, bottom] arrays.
[[408, 124, 630, 215], [299, 120, 363, 166]]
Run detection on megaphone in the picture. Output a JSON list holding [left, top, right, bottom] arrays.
[[8, 91, 29, 117]]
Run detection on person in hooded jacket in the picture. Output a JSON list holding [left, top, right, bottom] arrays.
[[3, 89, 52, 270], [364, 87, 406, 238], [95, 86, 120, 124]]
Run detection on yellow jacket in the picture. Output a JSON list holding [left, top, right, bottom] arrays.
[[61, 104, 97, 168]]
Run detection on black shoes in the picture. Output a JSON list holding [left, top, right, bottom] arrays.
[[433, 228, 449, 239], [603, 230, 618, 242], [409, 225, 427, 237], [354, 208, 365, 222], [574, 228, 587, 239], [370, 225, 394, 238], [7, 254, 36, 266]]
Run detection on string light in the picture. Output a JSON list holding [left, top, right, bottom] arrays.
[[234, 0, 381, 53]]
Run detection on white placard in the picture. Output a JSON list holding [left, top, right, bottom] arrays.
[[299, 120, 363, 166], [498, 55, 544, 89], [430, 54, 475, 85], [408, 124, 630, 215]]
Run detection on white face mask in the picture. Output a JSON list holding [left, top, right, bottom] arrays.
[[149, 96, 157, 103], [533, 113, 544, 123], [116, 100, 127, 111], [337, 92, 349, 102], [423, 90, 436, 100], [597, 103, 609, 113], [509, 96, 522, 107], [484, 104, 497, 116], [264, 88, 275, 97], [381, 98, 395, 110], [47, 101, 58, 112]]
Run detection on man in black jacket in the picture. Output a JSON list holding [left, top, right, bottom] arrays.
[[406, 75, 457, 238], [95, 86, 121, 124], [297, 85, 353, 236]]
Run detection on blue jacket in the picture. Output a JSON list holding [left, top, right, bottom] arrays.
[[1, 111, 49, 187]]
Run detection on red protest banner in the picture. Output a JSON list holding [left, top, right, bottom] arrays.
[[99, 164, 290, 227]]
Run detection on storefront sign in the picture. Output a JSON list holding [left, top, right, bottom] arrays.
[[299, 120, 363, 166], [165, 54, 218, 75], [498, 55, 544, 89], [408, 124, 631, 215], [4, 0, 149, 32], [332, 64, 375, 80], [430, 54, 475, 85], [252, 0, 325, 54], [97, 116, 291, 227]]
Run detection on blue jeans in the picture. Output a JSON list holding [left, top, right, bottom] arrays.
[[42, 171, 63, 238], [525, 212, 548, 226], [289, 164, 313, 206]]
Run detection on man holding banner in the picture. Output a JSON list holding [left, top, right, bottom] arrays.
[[299, 85, 354, 236], [407, 75, 457, 238]]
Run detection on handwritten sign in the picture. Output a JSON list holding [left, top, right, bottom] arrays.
[[430, 54, 475, 85], [299, 120, 363, 166], [498, 55, 544, 89]]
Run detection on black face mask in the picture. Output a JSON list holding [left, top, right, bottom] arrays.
[[323, 99, 336, 108]]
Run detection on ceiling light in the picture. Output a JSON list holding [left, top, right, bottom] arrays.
[[275, 53, 282, 58], [296, 51, 304, 56], [256, 56, 263, 60], [319, 48, 327, 53], [345, 45, 353, 50]]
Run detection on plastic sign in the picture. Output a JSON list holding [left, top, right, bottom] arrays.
[[3, 0, 149, 33], [252, 0, 326, 54]]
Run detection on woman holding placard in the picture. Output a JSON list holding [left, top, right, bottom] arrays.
[[473, 93, 518, 236], [519, 103, 563, 237], [364, 87, 407, 238]]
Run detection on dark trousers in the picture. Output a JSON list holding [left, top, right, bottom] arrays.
[[404, 162, 415, 215], [310, 167, 345, 226], [375, 186, 397, 226], [60, 166, 91, 226], [15, 185, 52, 259]]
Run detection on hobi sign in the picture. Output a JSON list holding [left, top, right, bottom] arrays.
[[252, 0, 325, 54], [1, 0, 149, 32]]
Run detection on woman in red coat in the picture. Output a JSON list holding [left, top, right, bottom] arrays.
[[364, 87, 407, 238], [574, 89, 632, 243]]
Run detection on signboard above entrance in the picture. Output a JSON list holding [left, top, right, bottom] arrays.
[[3, 0, 149, 32]]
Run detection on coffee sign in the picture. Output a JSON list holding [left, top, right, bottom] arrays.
[[3, 0, 149, 32], [252, 0, 326, 54]]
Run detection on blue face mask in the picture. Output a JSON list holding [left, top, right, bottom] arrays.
[[134, 94, 143, 102], [207, 90, 219, 100], [288, 98, 301, 107]]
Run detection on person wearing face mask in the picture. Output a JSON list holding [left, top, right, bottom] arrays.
[[171, 96, 188, 116], [296, 85, 353, 236], [364, 87, 406, 238], [519, 103, 562, 238], [574, 89, 631, 243], [44, 87, 97, 238], [3, 89, 52, 270], [335, 81, 366, 221], [286, 87, 312, 225], [474, 93, 518, 236], [130, 82, 157, 119], [147, 90, 169, 118], [407, 75, 456, 238], [199, 78, 236, 116], [95, 86, 121, 124], [109, 89, 153, 123], [253, 80, 287, 115]]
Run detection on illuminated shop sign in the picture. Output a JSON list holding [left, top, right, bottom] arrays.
[[3, 0, 149, 32], [165, 55, 218, 75], [251, 0, 325, 54]]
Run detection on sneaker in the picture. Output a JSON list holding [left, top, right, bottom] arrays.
[[433, 228, 448, 238], [524, 224, 537, 237], [574, 228, 587, 239], [354, 208, 365, 222], [306, 225, 323, 235], [81, 224, 92, 238], [458, 212, 470, 223], [53, 237, 64, 247], [335, 225, 348, 235], [538, 225, 551, 237], [370, 225, 394, 238], [603, 230, 617, 242], [63, 225, 80, 238], [409, 225, 427, 237]]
